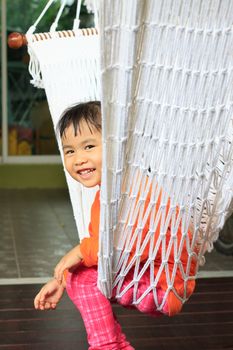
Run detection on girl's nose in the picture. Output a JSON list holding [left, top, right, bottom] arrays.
[[74, 152, 87, 166]]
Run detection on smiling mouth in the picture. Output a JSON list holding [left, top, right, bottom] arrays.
[[77, 168, 95, 178]]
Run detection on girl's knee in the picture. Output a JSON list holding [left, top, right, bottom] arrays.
[[136, 292, 155, 314], [66, 266, 98, 300], [117, 288, 133, 306], [136, 290, 169, 315]]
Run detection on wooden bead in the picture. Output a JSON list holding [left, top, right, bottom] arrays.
[[8, 32, 27, 49]]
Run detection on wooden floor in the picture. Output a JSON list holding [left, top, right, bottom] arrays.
[[0, 277, 233, 350]]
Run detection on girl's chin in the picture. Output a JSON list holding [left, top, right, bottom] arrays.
[[79, 178, 101, 188], [70, 173, 101, 187]]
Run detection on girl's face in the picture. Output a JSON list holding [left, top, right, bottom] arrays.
[[62, 120, 102, 188]]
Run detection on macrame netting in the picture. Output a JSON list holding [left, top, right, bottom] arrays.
[[97, 0, 233, 309], [26, 0, 233, 311]]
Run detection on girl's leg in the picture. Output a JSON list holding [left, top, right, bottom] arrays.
[[66, 266, 134, 350], [113, 314, 135, 349]]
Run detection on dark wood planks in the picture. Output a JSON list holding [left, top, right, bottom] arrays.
[[0, 277, 233, 350]]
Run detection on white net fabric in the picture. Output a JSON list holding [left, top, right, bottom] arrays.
[[97, 0, 233, 312], [26, 28, 100, 240]]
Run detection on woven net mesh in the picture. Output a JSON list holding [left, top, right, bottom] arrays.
[[97, 0, 233, 310]]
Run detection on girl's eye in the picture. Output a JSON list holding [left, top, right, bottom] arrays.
[[65, 149, 74, 155], [85, 145, 95, 150]]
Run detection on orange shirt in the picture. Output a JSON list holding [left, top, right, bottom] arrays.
[[80, 190, 197, 316]]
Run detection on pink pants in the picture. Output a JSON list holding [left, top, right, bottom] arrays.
[[66, 266, 168, 350]]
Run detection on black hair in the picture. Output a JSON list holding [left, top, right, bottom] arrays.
[[57, 101, 101, 138]]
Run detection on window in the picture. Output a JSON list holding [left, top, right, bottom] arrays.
[[1, 0, 93, 162]]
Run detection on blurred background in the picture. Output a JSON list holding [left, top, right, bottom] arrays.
[[0, 0, 93, 161], [0, 0, 95, 281]]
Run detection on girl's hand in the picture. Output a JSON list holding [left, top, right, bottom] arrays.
[[54, 244, 83, 283], [34, 278, 65, 310]]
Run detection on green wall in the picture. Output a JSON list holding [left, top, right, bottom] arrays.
[[0, 164, 67, 188]]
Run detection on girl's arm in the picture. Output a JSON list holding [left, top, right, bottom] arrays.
[[54, 244, 83, 283], [34, 278, 65, 310]]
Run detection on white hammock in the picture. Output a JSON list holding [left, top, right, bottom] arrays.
[[26, 0, 100, 241], [26, 0, 233, 312], [98, 0, 233, 306]]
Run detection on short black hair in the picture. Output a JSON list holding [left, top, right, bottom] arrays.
[[57, 101, 101, 138]]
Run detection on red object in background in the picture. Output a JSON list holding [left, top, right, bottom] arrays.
[[8, 32, 27, 49]]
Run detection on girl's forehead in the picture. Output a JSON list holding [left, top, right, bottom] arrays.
[[77, 119, 96, 134], [62, 120, 101, 141]]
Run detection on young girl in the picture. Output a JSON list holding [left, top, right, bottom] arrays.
[[34, 101, 196, 350]]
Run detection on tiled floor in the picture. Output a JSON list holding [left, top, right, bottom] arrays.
[[0, 189, 232, 281], [0, 189, 77, 279]]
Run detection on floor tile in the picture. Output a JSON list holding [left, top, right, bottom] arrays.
[[0, 189, 232, 279]]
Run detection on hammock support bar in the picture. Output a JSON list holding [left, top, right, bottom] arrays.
[[8, 27, 99, 49]]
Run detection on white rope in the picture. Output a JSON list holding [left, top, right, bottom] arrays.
[[26, 0, 55, 35], [50, 0, 68, 32], [84, 0, 99, 28], [98, 0, 233, 310], [73, 0, 82, 30]]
